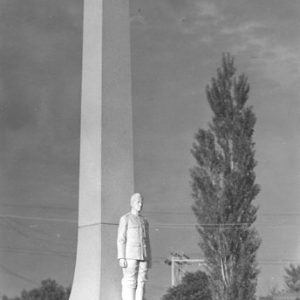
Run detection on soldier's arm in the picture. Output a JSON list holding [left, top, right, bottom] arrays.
[[117, 215, 128, 268], [145, 219, 152, 269]]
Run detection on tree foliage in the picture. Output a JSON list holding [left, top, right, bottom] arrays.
[[190, 53, 261, 300], [284, 264, 300, 292], [2, 279, 70, 300], [162, 271, 212, 300]]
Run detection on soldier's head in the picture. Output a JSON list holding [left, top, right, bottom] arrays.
[[130, 193, 143, 212]]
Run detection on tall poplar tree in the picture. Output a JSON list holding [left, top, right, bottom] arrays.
[[190, 54, 261, 300]]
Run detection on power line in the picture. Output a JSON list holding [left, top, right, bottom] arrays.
[[1, 244, 300, 266], [164, 257, 300, 265], [0, 214, 76, 223], [0, 246, 75, 258], [0, 202, 76, 211], [0, 264, 38, 285], [153, 222, 250, 228], [0, 218, 76, 254], [78, 222, 118, 228], [2, 214, 300, 229], [2, 206, 300, 218], [145, 210, 300, 217], [5, 217, 76, 245]]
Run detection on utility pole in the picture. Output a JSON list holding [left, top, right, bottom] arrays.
[[171, 256, 175, 286], [170, 258, 206, 286]]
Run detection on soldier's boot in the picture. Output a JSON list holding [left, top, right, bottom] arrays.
[[135, 282, 145, 300], [122, 286, 136, 300]]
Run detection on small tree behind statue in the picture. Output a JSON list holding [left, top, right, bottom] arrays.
[[162, 271, 212, 300], [284, 264, 300, 293], [190, 53, 261, 300]]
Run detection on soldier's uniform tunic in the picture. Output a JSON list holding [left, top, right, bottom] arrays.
[[117, 212, 151, 300]]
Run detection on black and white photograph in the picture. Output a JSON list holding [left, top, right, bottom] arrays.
[[0, 1, 300, 299]]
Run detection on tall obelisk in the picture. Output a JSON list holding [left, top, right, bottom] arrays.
[[69, 0, 133, 299]]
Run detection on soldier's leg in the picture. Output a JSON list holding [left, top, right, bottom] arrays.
[[135, 261, 148, 300], [122, 259, 139, 300]]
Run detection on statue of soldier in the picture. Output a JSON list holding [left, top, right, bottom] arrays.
[[117, 193, 151, 300]]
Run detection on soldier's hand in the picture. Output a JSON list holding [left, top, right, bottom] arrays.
[[119, 258, 127, 268]]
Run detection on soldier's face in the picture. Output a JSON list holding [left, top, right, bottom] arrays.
[[132, 197, 143, 212]]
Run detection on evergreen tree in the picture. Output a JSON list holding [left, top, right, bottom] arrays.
[[284, 264, 300, 292], [162, 271, 212, 300], [190, 53, 261, 300], [2, 279, 70, 300]]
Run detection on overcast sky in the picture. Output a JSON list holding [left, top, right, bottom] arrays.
[[0, 0, 300, 299], [131, 0, 300, 297]]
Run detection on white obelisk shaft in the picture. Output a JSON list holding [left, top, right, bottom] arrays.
[[69, 0, 133, 299]]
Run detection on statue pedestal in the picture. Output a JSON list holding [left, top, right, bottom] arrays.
[[69, 0, 133, 299]]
